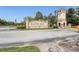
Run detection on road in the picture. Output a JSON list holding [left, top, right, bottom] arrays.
[[0, 26, 16, 31], [0, 29, 79, 44], [1, 26, 79, 51]]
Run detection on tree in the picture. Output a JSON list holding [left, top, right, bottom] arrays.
[[67, 8, 75, 14], [76, 8, 79, 16], [27, 16, 34, 20], [0, 18, 15, 25], [66, 8, 79, 26], [35, 11, 43, 20], [43, 16, 47, 20], [66, 8, 76, 24], [72, 17, 79, 25], [47, 13, 56, 27]]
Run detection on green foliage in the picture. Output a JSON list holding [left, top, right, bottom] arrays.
[[76, 8, 79, 16], [16, 25, 26, 29], [0, 46, 40, 52], [67, 8, 75, 14], [0, 18, 15, 26], [27, 16, 34, 20], [71, 17, 79, 25], [35, 11, 43, 20], [43, 16, 47, 20], [66, 8, 78, 26], [53, 25, 58, 29], [66, 8, 76, 23], [66, 8, 79, 26], [48, 13, 56, 27]]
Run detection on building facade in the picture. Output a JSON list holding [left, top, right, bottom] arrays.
[[56, 9, 67, 28]]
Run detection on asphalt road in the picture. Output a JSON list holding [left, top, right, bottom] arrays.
[[0, 29, 79, 45]]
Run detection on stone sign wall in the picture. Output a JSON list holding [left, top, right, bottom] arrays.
[[26, 20, 48, 29]]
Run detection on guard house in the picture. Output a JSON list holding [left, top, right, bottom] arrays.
[[56, 9, 67, 28]]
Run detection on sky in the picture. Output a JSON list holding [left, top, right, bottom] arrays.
[[0, 6, 79, 22]]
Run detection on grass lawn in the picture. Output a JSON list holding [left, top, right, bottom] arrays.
[[0, 46, 40, 52]]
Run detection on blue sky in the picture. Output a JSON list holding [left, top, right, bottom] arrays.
[[0, 6, 79, 22]]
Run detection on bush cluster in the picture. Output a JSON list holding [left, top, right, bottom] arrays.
[[16, 25, 26, 29]]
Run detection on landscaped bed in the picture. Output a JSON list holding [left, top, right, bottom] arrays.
[[0, 46, 40, 52]]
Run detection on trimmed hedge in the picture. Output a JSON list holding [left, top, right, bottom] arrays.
[[16, 25, 26, 29], [53, 26, 58, 28]]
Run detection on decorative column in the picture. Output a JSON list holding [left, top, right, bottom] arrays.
[[26, 17, 29, 29]]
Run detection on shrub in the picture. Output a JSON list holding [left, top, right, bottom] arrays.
[[53, 26, 58, 28], [16, 25, 26, 29]]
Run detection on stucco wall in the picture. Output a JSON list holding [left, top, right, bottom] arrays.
[[57, 9, 67, 28], [26, 20, 48, 29]]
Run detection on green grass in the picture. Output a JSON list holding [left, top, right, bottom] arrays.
[[0, 46, 40, 52]]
